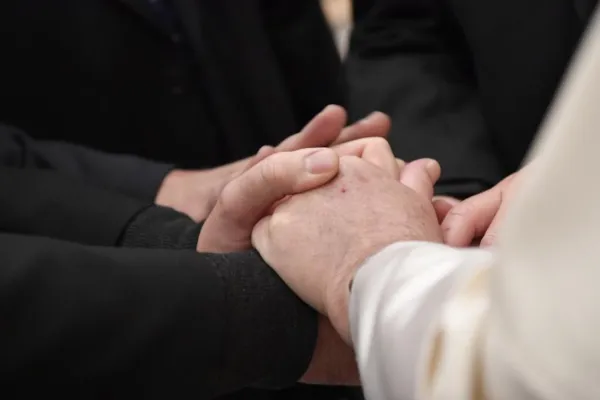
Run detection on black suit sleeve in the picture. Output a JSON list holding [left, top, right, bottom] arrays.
[[346, 0, 503, 198], [0, 124, 173, 201], [0, 166, 317, 395], [0, 167, 149, 246], [0, 233, 317, 398], [353, 0, 375, 23]]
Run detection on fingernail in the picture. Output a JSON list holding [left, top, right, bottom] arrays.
[[425, 159, 440, 178], [304, 149, 338, 174]]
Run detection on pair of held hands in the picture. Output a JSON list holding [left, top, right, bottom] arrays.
[[158, 105, 441, 329], [155, 104, 522, 385]]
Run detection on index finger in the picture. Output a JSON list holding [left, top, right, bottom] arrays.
[[276, 105, 347, 151], [330, 112, 391, 146], [441, 187, 503, 247]]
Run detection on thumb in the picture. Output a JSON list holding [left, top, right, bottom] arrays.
[[330, 111, 391, 145], [241, 145, 276, 174], [399, 158, 441, 199], [276, 105, 347, 151], [197, 148, 339, 252]]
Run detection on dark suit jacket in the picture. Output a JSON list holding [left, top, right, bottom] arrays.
[[0, 0, 343, 170], [348, 0, 597, 196], [0, 123, 172, 201], [0, 166, 317, 399], [353, 0, 375, 23]]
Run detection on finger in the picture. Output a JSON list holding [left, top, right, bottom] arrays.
[[242, 145, 276, 173], [251, 215, 272, 256], [479, 203, 508, 247], [362, 140, 400, 179], [221, 148, 339, 226], [276, 105, 347, 151], [441, 187, 502, 247], [199, 148, 339, 252], [333, 137, 399, 179], [399, 158, 441, 199], [432, 196, 461, 223], [396, 158, 406, 173], [330, 111, 391, 145]]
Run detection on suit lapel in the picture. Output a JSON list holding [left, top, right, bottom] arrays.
[[113, 0, 173, 35], [170, 0, 210, 59], [169, 0, 264, 158]]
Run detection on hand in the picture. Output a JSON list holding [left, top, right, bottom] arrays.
[[438, 166, 528, 247], [155, 105, 390, 221], [155, 165, 239, 222], [196, 147, 339, 252], [197, 138, 408, 385], [252, 155, 442, 343], [197, 137, 402, 252]]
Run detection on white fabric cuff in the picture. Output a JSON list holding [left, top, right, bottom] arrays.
[[349, 241, 491, 400]]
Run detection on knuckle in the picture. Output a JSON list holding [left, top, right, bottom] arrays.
[[441, 204, 476, 232], [366, 136, 391, 150], [269, 212, 288, 231], [338, 155, 365, 177], [215, 181, 240, 218], [259, 155, 288, 185], [444, 203, 474, 221]]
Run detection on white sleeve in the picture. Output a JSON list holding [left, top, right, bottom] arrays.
[[351, 7, 600, 399], [349, 241, 493, 400]]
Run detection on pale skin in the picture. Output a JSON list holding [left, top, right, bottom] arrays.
[[196, 105, 404, 253], [435, 165, 530, 247], [251, 155, 443, 344], [160, 102, 449, 385], [155, 105, 392, 222], [211, 147, 439, 386], [186, 106, 412, 386]]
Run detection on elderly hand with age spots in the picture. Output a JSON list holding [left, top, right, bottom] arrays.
[[194, 113, 432, 386], [251, 153, 443, 345]]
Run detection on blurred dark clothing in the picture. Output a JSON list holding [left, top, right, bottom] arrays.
[[0, 127, 362, 398], [0, 165, 317, 398], [348, 0, 597, 198], [353, 0, 375, 23], [0, 2, 354, 398], [0, 123, 172, 201], [0, 0, 344, 169], [0, 1, 352, 398]]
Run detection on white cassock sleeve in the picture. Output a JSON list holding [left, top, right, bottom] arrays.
[[349, 8, 600, 400], [350, 242, 493, 400]]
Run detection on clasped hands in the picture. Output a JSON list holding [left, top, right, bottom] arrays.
[[170, 105, 443, 385], [158, 104, 520, 386], [197, 105, 443, 335]]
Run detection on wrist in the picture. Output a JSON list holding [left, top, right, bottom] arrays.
[[156, 170, 219, 222], [325, 269, 355, 345], [155, 169, 187, 204], [325, 242, 403, 344]]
